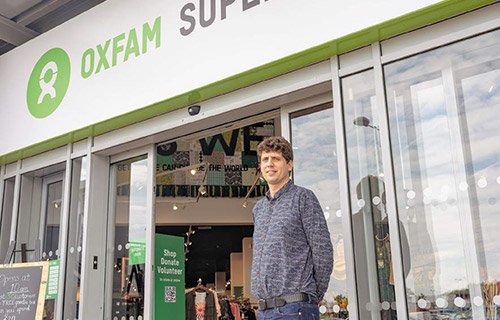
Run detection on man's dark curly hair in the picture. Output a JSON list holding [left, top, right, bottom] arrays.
[[257, 136, 293, 163]]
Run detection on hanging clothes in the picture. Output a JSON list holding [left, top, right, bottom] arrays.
[[195, 291, 207, 320], [239, 299, 256, 320], [219, 298, 234, 320], [186, 289, 217, 320], [229, 302, 241, 320], [209, 289, 221, 318], [241, 308, 256, 320], [221, 298, 233, 320]]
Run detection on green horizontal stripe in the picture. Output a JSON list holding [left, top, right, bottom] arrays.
[[0, 0, 496, 165]]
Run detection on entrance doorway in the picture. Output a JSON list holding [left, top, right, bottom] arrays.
[[154, 118, 274, 319]]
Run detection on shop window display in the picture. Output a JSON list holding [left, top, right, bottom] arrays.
[[385, 29, 500, 319]]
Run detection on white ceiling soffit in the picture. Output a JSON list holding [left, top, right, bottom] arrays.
[[0, 0, 106, 55]]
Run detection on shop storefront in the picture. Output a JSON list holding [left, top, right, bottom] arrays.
[[0, 1, 499, 319]]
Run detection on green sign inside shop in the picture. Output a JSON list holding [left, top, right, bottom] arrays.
[[154, 234, 185, 320], [129, 241, 146, 265]]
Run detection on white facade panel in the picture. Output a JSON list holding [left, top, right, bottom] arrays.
[[0, 0, 440, 155]]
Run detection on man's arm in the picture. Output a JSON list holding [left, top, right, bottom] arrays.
[[300, 189, 334, 301]]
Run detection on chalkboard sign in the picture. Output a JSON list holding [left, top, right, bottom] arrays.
[[0, 262, 49, 320]]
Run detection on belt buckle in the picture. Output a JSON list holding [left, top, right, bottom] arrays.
[[275, 297, 286, 307]]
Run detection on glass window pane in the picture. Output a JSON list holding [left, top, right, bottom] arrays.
[[15, 162, 65, 320], [0, 178, 15, 262], [16, 174, 43, 262], [63, 156, 87, 319], [385, 29, 500, 320], [110, 156, 148, 319], [43, 180, 63, 258], [342, 69, 400, 319], [291, 102, 349, 319]]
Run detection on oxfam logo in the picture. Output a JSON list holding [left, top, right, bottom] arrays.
[[27, 48, 71, 119]]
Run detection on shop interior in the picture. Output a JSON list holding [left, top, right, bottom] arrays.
[[152, 119, 274, 319], [156, 225, 256, 319]]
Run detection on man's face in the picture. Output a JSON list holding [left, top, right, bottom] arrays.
[[260, 150, 293, 187]]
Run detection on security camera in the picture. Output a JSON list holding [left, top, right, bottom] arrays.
[[188, 105, 201, 116]]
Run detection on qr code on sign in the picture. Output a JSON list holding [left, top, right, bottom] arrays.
[[164, 286, 176, 303]]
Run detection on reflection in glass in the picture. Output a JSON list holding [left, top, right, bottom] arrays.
[[342, 70, 400, 320], [385, 30, 500, 319], [63, 157, 87, 319], [291, 103, 348, 319], [0, 178, 15, 262], [15, 163, 65, 320], [110, 156, 148, 319], [43, 181, 63, 258], [43, 179, 63, 320]]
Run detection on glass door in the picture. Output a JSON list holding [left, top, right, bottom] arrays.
[[40, 173, 64, 262], [15, 164, 65, 320], [106, 154, 151, 320], [283, 100, 351, 319], [41, 174, 64, 319]]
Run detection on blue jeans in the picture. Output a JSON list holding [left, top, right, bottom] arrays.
[[257, 301, 319, 319]]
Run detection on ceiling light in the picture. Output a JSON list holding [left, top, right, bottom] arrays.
[[173, 204, 178, 211], [190, 169, 197, 175]]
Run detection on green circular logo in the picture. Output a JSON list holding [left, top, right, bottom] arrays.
[[27, 48, 71, 119]]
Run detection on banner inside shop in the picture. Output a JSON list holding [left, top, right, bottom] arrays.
[[156, 121, 273, 198], [116, 121, 273, 198]]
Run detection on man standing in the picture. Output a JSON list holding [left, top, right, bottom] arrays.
[[251, 136, 333, 319]]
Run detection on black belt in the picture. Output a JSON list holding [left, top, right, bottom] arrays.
[[258, 293, 310, 311]]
